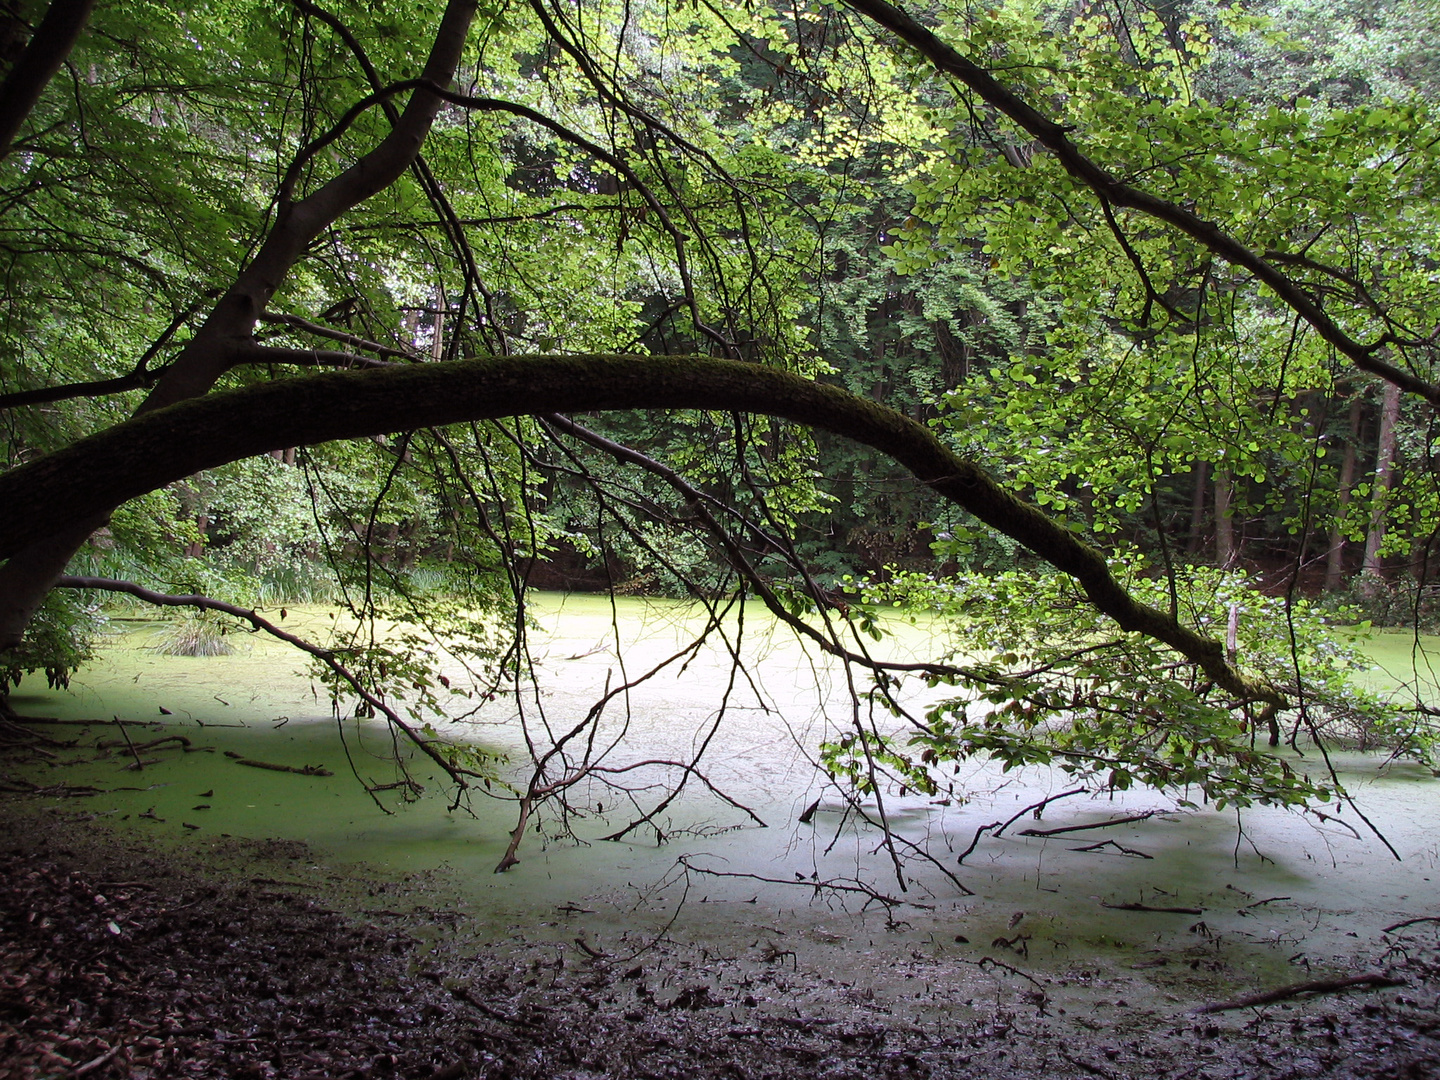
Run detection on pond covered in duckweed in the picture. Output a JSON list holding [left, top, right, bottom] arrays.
[[8, 595, 1440, 1019]]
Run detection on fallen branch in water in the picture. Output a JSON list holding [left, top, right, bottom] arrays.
[[574, 937, 607, 960], [223, 751, 333, 776], [0, 777, 103, 796], [0, 719, 69, 747], [1240, 896, 1291, 910], [1193, 972, 1404, 1014], [111, 716, 146, 771], [97, 734, 193, 753], [1384, 916, 1440, 934], [56, 576, 475, 809], [959, 954, 1047, 990], [957, 787, 1088, 865], [6, 717, 151, 726], [797, 797, 821, 825], [1075, 839, 1153, 859], [1101, 901, 1203, 915], [1019, 810, 1166, 838]]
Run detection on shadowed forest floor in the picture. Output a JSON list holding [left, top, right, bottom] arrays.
[[3, 798, 1440, 1079]]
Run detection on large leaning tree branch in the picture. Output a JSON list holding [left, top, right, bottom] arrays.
[[292, 0, 513, 356], [841, 0, 1440, 408], [0, 352, 1279, 708]]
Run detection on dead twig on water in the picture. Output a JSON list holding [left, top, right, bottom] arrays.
[[0, 778, 102, 796], [1384, 916, 1440, 934], [1073, 839, 1153, 859], [1018, 809, 1166, 837], [0, 719, 68, 747], [56, 576, 468, 812], [797, 797, 821, 824], [991, 932, 1030, 957], [97, 735, 194, 753], [958, 954, 1047, 990], [676, 855, 930, 917], [1077, 840, 1152, 858], [1193, 972, 1404, 1014], [1101, 901, 1203, 915], [574, 937, 607, 960], [222, 751, 332, 776], [112, 716, 145, 771], [957, 787, 1087, 865]]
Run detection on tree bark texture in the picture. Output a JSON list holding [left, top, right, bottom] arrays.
[[137, 0, 479, 412]]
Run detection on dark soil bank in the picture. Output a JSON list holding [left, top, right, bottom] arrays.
[[3, 801, 1440, 1079]]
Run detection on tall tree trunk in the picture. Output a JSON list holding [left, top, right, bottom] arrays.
[[1325, 395, 1363, 591], [430, 289, 447, 362], [1215, 466, 1235, 569], [185, 515, 209, 559], [1187, 460, 1209, 554], [1362, 381, 1402, 591]]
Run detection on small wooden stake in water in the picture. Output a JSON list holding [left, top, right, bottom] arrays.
[[114, 715, 144, 771]]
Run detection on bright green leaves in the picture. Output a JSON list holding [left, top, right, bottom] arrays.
[[0, 590, 100, 695], [828, 560, 1430, 810], [819, 727, 942, 799]]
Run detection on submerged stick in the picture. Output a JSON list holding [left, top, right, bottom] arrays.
[[1194, 972, 1404, 1014], [112, 716, 145, 770], [223, 751, 332, 776], [957, 787, 1088, 865], [1076, 840, 1153, 859], [1101, 901, 1202, 914], [1019, 810, 1164, 837], [98, 734, 192, 753], [1383, 916, 1440, 934]]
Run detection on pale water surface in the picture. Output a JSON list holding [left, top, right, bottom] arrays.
[[11, 595, 1440, 1011]]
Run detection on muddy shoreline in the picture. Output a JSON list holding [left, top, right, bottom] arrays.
[[3, 795, 1439, 1080]]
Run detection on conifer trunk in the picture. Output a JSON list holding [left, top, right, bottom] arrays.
[[1215, 467, 1235, 569], [1362, 382, 1402, 590], [1325, 395, 1363, 591], [1187, 461, 1209, 554]]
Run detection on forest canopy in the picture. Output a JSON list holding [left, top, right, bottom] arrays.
[[2, 0, 1439, 853]]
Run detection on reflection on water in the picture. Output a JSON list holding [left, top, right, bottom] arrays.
[[11, 594, 1440, 998]]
